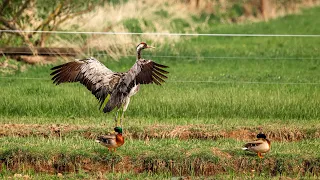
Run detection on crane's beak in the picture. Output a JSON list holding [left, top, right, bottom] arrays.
[[147, 46, 155, 49]]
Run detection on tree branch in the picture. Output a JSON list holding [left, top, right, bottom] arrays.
[[0, 16, 17, 30], [12, 0, 32, 23], [0, 25, 9, 39], [37, 4, 95, 46], [33, 2, 63, 32], [0, 0, 10, 15], [0, 16, 37, 55]]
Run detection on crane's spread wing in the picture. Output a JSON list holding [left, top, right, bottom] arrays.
[[103, 59, 169, 113], [50, 57, 120, 108], [135, 59, 169, 85]]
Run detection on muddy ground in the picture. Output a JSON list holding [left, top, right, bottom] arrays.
[[0, 123, 319, 142]]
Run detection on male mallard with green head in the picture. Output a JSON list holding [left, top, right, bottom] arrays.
[[96, 127, 124, 152], [242, 133, 271, 158]]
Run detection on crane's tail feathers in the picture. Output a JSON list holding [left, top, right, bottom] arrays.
[[99, 94, 111, 110], [103, 96, 120, 113], [103, 88, 125, 113]]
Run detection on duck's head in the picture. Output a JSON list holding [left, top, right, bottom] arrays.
[[257, 133, 267, 139], [114, 127, 123, 134]]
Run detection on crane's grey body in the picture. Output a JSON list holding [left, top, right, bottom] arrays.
[[50, 42, 169, 126]]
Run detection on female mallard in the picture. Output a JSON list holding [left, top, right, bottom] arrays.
[[96, 127, 124, 152], [242, 133, 271, 158]]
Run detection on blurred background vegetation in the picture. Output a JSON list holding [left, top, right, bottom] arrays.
[[0, 1, 320, 178], [0, 0, 319, 63]]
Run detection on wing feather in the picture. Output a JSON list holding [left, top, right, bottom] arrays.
[[135, 59, 169, 85], [50, 57, 119, 108], [152, 73, 165, 83], [153, 66, 169, 74], [244, 140, 264, 148], [153, 62, 169, 68]]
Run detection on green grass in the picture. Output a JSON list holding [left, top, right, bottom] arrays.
[[0, 77, 319, 121], [0, 136, 320, 177], [0, 5, 320, 179]]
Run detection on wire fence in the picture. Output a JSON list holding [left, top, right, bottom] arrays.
[[1, 51, 319, 60], [0, 76, 319, 85], [1, 30, 320, 37], [1, 30, 319, 60], [1, 30, 319, 85]]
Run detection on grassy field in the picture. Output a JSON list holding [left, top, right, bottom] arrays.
[[0, 6, 320, 179]]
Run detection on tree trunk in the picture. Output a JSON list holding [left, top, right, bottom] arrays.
[[260, 0, 269, 20]]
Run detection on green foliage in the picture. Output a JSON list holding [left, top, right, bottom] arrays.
[[1, 7, 320, 122], [229, 3, 244, 18], [0, 5, 320, 179], [154, 9, 169, 18], [192, 13, 221, 24], [106, 0, 128, 5], [142, 19, 156, 32], [170, 18, 190, 33], [1, 0, 101, 26], [123, 18, 143, 33], [0, 0, 103, 46]]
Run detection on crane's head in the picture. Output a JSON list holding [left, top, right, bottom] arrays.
[[257, 133, 267, 139], [114, 127, 123, 134], [136, 42, 155, 52]]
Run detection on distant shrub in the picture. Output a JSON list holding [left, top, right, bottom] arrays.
[[123, 18, 142, 33]]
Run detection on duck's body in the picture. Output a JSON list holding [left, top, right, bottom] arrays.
[[243, 133, 271, 158], [96, 127, 124, 152]]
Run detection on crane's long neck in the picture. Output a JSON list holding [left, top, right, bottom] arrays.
[[136, 46, 143, 60]]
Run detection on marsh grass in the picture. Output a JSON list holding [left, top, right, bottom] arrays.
[[45, 0, 320, 60], [0, 5, 320, 179], [0, 137, 320, 177], [0, 59, 319, 122]]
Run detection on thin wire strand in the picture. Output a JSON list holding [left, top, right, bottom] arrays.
[[1, 29, 320, 37], [0, 76, 318, 85], [1, 51, 319, 60], [99, 54, 320, 60], [169, 80, 320, 85]]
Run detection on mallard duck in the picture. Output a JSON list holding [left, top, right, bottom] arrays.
[[242, 133, 271, 158], [96, 127, 124, 152]]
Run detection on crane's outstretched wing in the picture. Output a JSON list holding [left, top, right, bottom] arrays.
[[104, 59, 169, 113], [135, 59, 169, 85], [50, 57, 121, 108], [119, 59, 169, 88]]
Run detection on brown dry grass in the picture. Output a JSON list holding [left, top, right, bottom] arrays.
[[0, 123, 319, 142], [50, 0, 320, 60], [1, 151, 320, 177]]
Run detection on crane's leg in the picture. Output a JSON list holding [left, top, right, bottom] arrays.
[[120, 98, 130, 127], [114, 107, 124, 127], [117, 107, 123, 127], [120, 108, 125, 127], [114, 110, 119, 127]]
